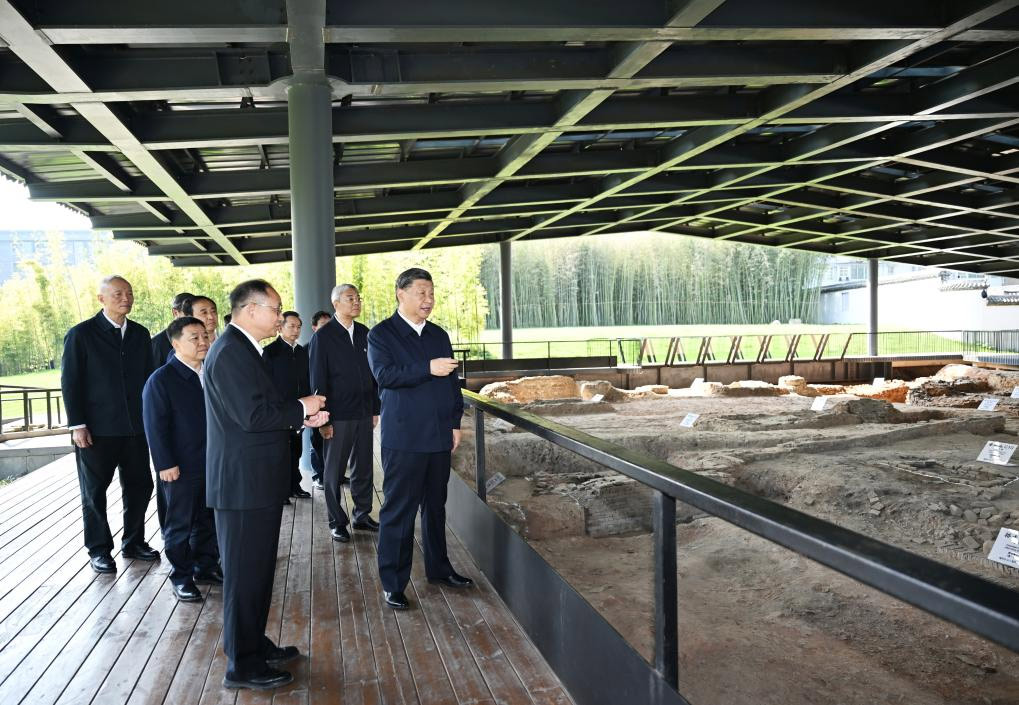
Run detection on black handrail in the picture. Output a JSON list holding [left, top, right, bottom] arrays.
[[461, 389, 1019, 692], [0, 386, 64, 430]]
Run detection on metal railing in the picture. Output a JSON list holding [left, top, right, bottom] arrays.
[[462, 389, 1019, 693], [0, 385, 64, 431], [457, 329, 1019, 367]]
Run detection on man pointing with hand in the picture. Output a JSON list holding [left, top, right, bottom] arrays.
[[368, 268, 471, 612], [204, 279, 328, 691]]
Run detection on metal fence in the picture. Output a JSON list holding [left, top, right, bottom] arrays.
[[0, 385, 64, 431], [456, 329, 1019, 367], [462, 389, 1019, 699]]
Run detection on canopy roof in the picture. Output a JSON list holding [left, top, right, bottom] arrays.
[[1, 1, 1019, 274]]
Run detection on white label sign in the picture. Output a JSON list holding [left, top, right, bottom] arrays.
[[978, 398, 999, 411], [590, 393, 605, 403], [691, 377, 704, 388], [987, 528, 1019, 569], [977, 440, 1018, 466], [1011, 387, 1019, 399], [811, 396, 827, 411], [485, 472, 507, 493], [679, 413, 699, 428], [873, 377, 885, 386]]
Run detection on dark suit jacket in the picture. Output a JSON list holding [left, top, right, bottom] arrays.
[[263, 337, 310, 402], [367, 312, 463, 453], [204, 324, 305, 510], [142, 355, 206, 478], [151, 328, 172, 370], [308, 317, 380, 422], [61, 311, 154, 436]]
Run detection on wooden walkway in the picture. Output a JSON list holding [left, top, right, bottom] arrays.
[[0, 449, 573, 705]]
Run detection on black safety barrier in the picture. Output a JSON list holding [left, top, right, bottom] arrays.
[[456, 389, 1019, 704]]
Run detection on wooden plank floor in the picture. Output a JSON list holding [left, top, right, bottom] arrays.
[[0, 449, 573, 705]]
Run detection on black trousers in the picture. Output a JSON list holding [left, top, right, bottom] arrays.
[[287, 432, 303, 494], [157, 474, 218, 586], [215, 503, 283, 676], [74, 434, 153, 557], [377, 448, 454, 593], [308, 428, 324, 482], [323, 417, 374, 528]]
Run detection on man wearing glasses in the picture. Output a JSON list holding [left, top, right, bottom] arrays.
[[309, 284, 381, 543], [204, 279, 328, 690]]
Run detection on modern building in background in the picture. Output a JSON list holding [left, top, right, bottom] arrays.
[[0, 230, 103, 284], [818, 257, 1019, 330]]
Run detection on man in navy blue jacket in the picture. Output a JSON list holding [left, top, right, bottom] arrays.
[[62, 275, 158, 574], [310, 284, 381, 543], [367, 268, 471, 611], [264, 311, 313, 500], [142, 316, 221, 603]]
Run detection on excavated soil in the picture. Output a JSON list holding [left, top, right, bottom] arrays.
[[455, 391, 1019, 705]]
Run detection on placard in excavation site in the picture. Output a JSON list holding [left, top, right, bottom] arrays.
[[977, 441, 1018, 466], [978, 398, 999, 411], [485, 472, 507, 493], [987, 528, 1019, 569], [679, 413, 699, 428], [811, 396, 827, 411]]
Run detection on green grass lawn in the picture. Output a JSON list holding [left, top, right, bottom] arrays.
[[0, 369, 63, 426], [462, 325, 977, 361]]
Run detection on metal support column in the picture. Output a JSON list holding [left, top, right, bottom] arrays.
[[868, 258, 879, 356], [500, 240, 513, 360], [287, 0, 334, 346], [653, 491, 678, 690]]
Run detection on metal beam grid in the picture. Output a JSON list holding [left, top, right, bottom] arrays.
[[1, 1, 1019, 273]]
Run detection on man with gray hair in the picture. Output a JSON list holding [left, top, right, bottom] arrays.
[[309, 283, 380, 542], [62, 275, 158, 574], [367, 268, 470, 611]]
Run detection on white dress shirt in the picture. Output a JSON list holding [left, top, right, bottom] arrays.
[[102, 311, 127, 338], [336, 314, 356, 344], [174, 354, 204, 388], [397, 310, 426, 336]]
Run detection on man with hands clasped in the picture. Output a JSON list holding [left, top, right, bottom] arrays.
[[142, 316, 220, 603], [367, 268, 471, 612], [203, 279, 328, 691], [309, 284, 381, 544]]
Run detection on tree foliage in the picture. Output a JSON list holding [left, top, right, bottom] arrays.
[[0, 235, 489, 376], [480, 233, 827, 329]]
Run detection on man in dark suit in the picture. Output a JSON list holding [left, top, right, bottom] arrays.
[[307, 310, 332, 490], [367, 268, 471, 611], [62, 275, 159, 573], [310, 285, 381, 544], [142, 316, 221, 603], [204, 279, 328, 690], [264, 311, 312, 500], [151, 291, 193, 369]]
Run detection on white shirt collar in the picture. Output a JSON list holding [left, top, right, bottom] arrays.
[[174, 353, 205, 386], [335, 314, 356, 342], [230, 322, 264, 356], [102, 311, 128, 337], [397, 310, 426, 336]]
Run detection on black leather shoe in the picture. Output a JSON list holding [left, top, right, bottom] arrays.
[[291, 488, 311, 499], [384, 591, 410, 610], [352, 517, 380, 532], [339, 476, 350, 485], [194, 566, 224, 585], [266, 645, 300, 666], [122, 543, 160, 561], [313, 478, 324, 490], [172, 580, 203, 602], [428, 571, 474, 588], [330, 526, 350, 543], [223, 667, 293, 690], [90, 554, 116, 574]]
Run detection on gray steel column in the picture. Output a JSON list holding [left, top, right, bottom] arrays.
[[500, 240, 513, 359], [868, 258, 879, 356], [287, 78, 334, 345]]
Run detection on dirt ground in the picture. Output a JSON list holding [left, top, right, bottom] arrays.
[[455, 390, 1019, 705]]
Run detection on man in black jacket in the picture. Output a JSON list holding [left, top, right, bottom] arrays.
[[61, 275, 158, 574], [204, 279, 327, 690], [264, 311, 312, 500], [151, 291, 193, 369], [309, 284, 381, 543]]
